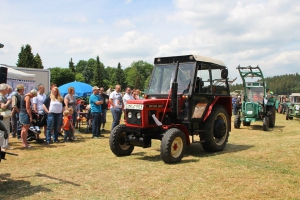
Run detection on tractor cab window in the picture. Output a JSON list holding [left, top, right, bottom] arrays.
[[197, 64, 229, 95], [148, 63, 195, 94]]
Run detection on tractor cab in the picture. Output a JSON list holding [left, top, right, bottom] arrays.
[[286, 93, 300, 120], [147, 55, 230, 122]]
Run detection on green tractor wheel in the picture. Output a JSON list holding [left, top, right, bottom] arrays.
[[267, 106, 276, 128], [285, 109, 289, 120], [263, 116, 269, 131], [234, 115, 241, 128]]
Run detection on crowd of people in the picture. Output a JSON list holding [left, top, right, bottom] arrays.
[[0, 82, 142, 150]]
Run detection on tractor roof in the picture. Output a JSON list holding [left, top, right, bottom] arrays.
[[290, 93, 300, 97], [154, 55, 226, 67]]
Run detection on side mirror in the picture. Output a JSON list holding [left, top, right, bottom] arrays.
[[221, 69, 228, 79]]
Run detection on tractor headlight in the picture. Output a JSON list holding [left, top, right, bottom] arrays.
[[128, 112, 132, 118], [136, 112, 141, 119]]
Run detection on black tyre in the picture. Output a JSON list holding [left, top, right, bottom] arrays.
[[263, 116, 269, 131], [267, 106, 276, 128], [285, 109, 289, 120], [282, 107, 286, 115], [242, 121, 251, 126], [109, 124, 134, 156], [161, 128, 186, 164], [201, 105, 229, 152], [234, 115, 241, 128]]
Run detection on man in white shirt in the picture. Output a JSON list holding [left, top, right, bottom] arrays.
[[123, 87, 135, 108], [109, 85, 123, 130]]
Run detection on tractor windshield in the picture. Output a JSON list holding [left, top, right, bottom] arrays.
[[148, 62, 195, 94], [245, 86, 264, 103]]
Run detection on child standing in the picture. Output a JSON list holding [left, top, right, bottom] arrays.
[[67, 107, 75, 141], [63, 110, 71, 142]]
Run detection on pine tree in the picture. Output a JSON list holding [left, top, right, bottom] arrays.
[[34, 53, 44, 69], [69, 58, 75, 72], [16, 44, 35, 67], [112, 62, 126, 90], [92, 56, 106, 88], [16, 44, 43, 68]]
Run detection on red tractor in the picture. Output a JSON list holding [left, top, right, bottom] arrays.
[[109, 55, 232, 163]]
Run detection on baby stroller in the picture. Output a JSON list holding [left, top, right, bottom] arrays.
[[27, 112, 44, 143]]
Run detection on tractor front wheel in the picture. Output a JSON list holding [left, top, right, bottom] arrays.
[[201, 105, 229, 152], [268, 106, 276, 128], [286, 109, 289, 120], [109, 124, 134, 156], [161, 128, 186, 164], [234, 115, 241, 128], [263, 116, 269, 131]]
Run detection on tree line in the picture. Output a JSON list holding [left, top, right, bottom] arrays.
[[230, 73, 300, 95], [16, 44, 153, 91]]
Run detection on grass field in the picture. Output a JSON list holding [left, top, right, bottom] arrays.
[[1, 111, 300, 199]]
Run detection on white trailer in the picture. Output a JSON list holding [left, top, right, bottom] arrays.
[[13, 67, 50, 94]]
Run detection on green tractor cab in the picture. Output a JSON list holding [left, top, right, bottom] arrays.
[[234, 65, 276, 131], [285, 93, 300, 120]]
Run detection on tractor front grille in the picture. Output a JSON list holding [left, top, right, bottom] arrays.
[[126, 110, 141, 125]]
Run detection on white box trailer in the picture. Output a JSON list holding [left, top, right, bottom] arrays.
[[14, 67, 51, 94]]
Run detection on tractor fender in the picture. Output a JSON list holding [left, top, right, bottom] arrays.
[[203, 96, 232, 122], [161, 124, 190, 146]]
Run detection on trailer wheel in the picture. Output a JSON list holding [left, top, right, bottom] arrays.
[[234, 115, 241, 128], [161, 128, 186, 164], [202, 105, 229, 152], [263, 116, 269, 131], [109, 124, 134, 156], [267, 106, 276, 128], [242, 121, 251, 126]]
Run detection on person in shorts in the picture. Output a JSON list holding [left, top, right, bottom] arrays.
[[19, 89, 38, 148]]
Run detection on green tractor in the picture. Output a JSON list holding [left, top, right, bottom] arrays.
[[285, 93, 300, 120], [234, 65, 276, 131]]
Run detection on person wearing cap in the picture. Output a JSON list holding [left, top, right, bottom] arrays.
[[89, 86, 103, 138], [11, 84, 25, 138], [19, 89, 38, 148]]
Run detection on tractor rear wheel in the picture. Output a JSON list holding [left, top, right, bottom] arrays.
[[161, 128, 186, 164], [234, 115, 241, 128], [268, 106, 276, 128], [242, 121, 251, 126], [263, 116, 269, 131], [109, 124, 134, 156], [201, 105, 229, 152]]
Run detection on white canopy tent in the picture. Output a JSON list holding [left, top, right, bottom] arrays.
[[6, 67, 36, 92]]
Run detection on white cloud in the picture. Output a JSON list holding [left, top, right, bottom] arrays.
[[63, 15, 88, 23], [113, 19, 135, 29], [125, 0, 132, 4]]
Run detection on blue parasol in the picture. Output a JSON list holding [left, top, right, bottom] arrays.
[[58, 81, 92, 97]]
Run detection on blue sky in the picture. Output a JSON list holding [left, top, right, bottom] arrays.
[[1, 0, 300, 83]]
